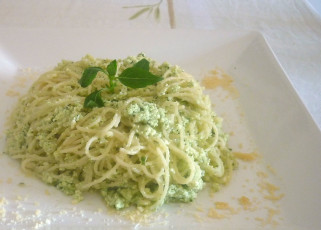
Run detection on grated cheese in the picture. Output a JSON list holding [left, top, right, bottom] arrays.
[[238, 196, 252, 210], [202, 69, 239, 99], [233, 152, 259, 161], [259, 182, 284, 201], [208, 208, 225, 219]]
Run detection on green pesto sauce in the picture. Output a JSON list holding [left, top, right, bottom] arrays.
[[5, 54, 237, 211]]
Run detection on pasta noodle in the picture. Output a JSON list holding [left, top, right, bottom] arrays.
[[6, 54, 237, 210]]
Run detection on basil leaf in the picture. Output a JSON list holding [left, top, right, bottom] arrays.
[[134, 58, 149, 71], [118, 67, 163, 89], [107, 60, 117, 76], [79, 67, 106, 87], [84, 90, 104, 108]]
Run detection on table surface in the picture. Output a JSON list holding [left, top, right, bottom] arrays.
[[0, 0, 320, 130]]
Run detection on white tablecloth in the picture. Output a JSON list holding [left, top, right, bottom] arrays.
[[1, 0, 320, 129]]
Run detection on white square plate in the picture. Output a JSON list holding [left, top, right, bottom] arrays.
[[0, 28, 320, 229]]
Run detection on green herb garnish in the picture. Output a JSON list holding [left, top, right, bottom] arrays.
[[106, 59, 117, 76], [79, 58, 163, 108], [140, 156, 147, 165], [118, 66, 163, 89], [133, 58, 149, 70], [106, 59, 117, 93], [79, 67, 107, 87], [84, 89, 104, 108]]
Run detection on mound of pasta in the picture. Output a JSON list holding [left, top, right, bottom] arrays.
[[6, 54, 237, 210]]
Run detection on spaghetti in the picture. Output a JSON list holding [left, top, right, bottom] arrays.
[[6, 54, 237, 210]]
